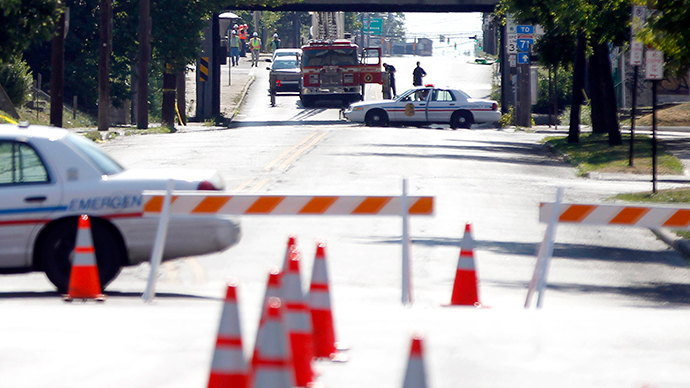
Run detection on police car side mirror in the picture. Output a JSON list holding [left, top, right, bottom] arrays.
[[266, 67, 271, 71]]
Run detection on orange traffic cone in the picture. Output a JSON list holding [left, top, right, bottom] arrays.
[[251, 297, 294, 388], [258, 267, 282, 326], [283, 246, 315, 387], [208, 280, 248, 388], [309, 240, 347, 362], [449, 223, 481, 307], [281, 235, 298, 272], [402, 335, 428, 388], [65, 214, 105, 301]]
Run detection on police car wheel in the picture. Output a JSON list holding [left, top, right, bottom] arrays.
[[365, 109, 388, 127], [36, 217, 126, 293], [451, 111, 473, 129]]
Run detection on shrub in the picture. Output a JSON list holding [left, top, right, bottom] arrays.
[[0, 57, 33, 107]]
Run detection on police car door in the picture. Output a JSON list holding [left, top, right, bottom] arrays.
[[396, 88, 430, 123], [427, 88, 456, 124], [0, 140, 62, 267]]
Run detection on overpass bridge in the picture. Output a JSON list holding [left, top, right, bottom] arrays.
[[234, 0, 498, 13]]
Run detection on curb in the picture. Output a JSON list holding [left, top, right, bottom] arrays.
[[226, 71, 256, 125], [651, 228, 690, 260]]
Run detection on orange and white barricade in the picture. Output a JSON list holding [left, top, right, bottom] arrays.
[[142, 179, 434, 304], [527, 188, 690, 308]]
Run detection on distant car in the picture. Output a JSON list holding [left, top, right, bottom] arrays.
[[271, 48, 302, 62], [267, 57, 302, 94], [0, 124, 241, 292], [343, 86, 501, 129]]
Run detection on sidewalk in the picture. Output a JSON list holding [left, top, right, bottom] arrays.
[[180, 52, 264, 131]]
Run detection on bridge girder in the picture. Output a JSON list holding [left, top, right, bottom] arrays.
[[229, 0, 497, 13]]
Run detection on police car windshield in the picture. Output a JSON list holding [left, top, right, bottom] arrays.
[[303, 48, 357, 66], [64, 133, 124, 175]]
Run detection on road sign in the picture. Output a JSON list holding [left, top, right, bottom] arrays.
[[516, 25, 534, 34], [517, 38, 533, 52], [518, 53, 530, 64], [630, 40, 643, 66], [646, 49, 664, 80], [368, 18, 383, 35]]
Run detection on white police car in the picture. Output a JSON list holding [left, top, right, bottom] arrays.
[[343, 86, 501, 129], [0, 124, 240, 292]]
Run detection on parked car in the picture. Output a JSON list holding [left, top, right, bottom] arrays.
[[0, 124, 241, 292], [267, 57, 302, 94], [271, 48, 302, 62], [343, 86, 502, 129]]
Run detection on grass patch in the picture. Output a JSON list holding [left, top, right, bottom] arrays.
[[1, 103, 96, 128], [545, 132, 684, 176], [635, 103, 690, 127]]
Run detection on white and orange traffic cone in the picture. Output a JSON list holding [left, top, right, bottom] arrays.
[[449, 223, 482, 307], [258, 267, 282, 325], [281, 235, 297, 272], [208, 280, 248, 388], [309, 240, 347, 362], [282, 246, 315, 387], [251, 297, 294, 388], [65, 214, 105, 301], [402, 335, 428, 388]]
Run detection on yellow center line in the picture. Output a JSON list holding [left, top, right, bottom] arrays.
[[231, 179, 255, 192], [263, 131, 319, 172], [278, 132, 328, 170], [248, 178, 271, 193]]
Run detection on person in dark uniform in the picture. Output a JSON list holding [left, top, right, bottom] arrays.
[[412, 61, 426, 86], [383, 63, 397, 97]]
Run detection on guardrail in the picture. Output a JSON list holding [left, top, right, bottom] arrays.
[[141, 179, 434, 303]]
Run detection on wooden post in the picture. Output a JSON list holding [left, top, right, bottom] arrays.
[[50, 11, 66, 127], [97, 0, 112, 131]]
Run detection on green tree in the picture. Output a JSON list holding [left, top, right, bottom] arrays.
[[499, 0, 630, 145], [640, 1, 690, 78], [0, 0, 60, 65]]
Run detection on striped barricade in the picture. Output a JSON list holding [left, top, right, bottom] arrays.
[[141, 181, 434, 304], [539, 202, 690, 229], [527, 192, 690, 309], [142, 192, 434, 216]]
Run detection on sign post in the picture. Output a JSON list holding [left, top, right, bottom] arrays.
[[629, 5, 647, 167], [646, 48, 664, 194]]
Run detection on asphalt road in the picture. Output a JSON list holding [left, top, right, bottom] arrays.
[[3, 55, 690, 388]]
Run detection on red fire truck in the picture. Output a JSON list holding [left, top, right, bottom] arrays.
[[299, 40, 383, 107]]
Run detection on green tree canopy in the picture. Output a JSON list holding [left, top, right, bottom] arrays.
[[0, 0, 60, 65]]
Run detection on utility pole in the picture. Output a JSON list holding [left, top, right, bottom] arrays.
[[136, 0, 150, 129], [50, 11, 66, 127], [97, 0, 112, 131]]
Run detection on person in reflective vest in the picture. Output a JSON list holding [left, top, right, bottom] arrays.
[[229, 30, 240, 66], [249, 32, 262, 67], [239, 24, 248, 57], [270, 33, 281, 53]]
